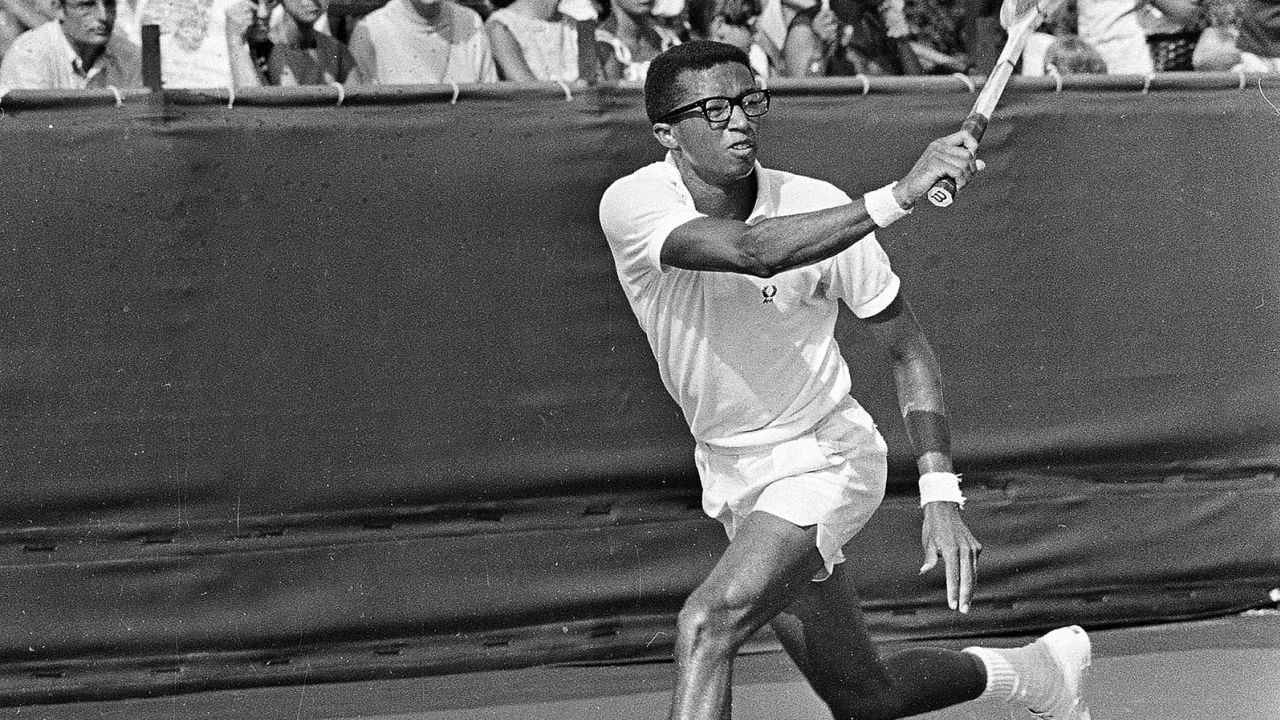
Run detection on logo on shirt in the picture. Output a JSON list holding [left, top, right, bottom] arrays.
[[761, 285, 777, 304]]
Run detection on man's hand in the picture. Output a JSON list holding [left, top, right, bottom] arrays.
[[878, 0, 911, 38], [812, 7, 839, 45], [893, 130, 984, 209], [919, 501, 981, 613]]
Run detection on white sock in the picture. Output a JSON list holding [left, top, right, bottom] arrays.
[[963, 643, 1058, 709], [962, 646, 1022, 701]]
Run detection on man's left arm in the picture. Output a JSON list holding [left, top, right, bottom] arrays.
[[224, 0, 266, 88], [861, 291, 981, 614]]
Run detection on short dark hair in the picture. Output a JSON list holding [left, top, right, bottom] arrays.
[[644, 41, 753, 124]]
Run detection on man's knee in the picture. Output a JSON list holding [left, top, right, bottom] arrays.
[[675, 580, 763, 652]]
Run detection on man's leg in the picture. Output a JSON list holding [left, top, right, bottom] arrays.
[[769, 562, 986, 720], [668, 510, 828, 720]]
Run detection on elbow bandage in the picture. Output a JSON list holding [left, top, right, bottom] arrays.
[[919, 471, 966, 508]]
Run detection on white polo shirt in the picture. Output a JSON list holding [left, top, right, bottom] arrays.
[[0, 20, 142, 90], [599, 154, 901, 452]]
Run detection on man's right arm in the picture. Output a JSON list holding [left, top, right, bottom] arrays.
[[1, 0, 53, 32], [661, 129, 982, 277], [224, 0, 265, 88]]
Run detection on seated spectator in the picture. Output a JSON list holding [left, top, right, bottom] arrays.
[[128, 0, 237, 88], [1043, 32, 1109, 70], [1141, 0, 1207, 70], [0, 0, 141, 88], [0, 0, 57, 57], [754, 0, 842, 75], [1078, 0, 1198, 73], [825, 0, 925, 75], [1192, 0, 1241, 68], [686, 0, 773, 76], [1021, 0, 1076, 75], [484, 0, 581, 81], [1235, 0, 1279, 70], [1077, 0, 1149, 72], [594, 0, 680, 80], [903, 0, 978, 72], [225, 0, 361, 86], [348, 0, 498, 83]]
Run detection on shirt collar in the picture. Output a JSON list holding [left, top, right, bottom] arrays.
[[57, 25, 104, 81], [661, 151, 774, 223]]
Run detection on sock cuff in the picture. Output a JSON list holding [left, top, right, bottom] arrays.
[[963, 646, 1020, 701]]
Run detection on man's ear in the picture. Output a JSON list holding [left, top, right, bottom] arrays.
[[652, 122, 679, 150]]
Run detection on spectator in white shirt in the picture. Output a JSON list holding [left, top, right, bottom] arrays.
[[348, 0, 497, 84], [0, 0, 141, 89]]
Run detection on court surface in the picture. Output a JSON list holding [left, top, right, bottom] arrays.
[[5, 612, 1277, 720]]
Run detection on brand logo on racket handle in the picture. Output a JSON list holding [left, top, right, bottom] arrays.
[[927, 181, 956, 207]]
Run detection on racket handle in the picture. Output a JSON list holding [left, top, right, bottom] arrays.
[[928, 112, 990, 208]]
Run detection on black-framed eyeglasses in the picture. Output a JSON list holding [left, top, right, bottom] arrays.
[[656, 89, 771, 125]]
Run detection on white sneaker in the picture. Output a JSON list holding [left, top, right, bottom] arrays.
[[1028, 625, 1092, 720]]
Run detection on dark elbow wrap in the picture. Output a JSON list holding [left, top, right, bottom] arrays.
[[905, 410, 951, 455]]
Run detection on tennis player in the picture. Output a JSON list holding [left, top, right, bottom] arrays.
[[598, 40, 1091, 720]]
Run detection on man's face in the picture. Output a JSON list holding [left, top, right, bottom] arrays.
[[60, 0, 116, 46], [659, 62, 762, 185], [281, 0, 325, 25]]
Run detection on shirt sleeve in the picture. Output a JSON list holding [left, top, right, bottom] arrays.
[[0, 36, 50, 89], [824, 232, 901, 318], [346, 22, 378, 83], [599, 170, 705, 287]]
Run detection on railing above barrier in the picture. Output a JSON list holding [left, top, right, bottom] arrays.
[[0, 71, 1276, 112]]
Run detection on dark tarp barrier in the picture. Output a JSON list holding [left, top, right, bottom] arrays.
[[0, 76, 1277, 705]]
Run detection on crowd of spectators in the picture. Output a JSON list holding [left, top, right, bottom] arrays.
[[0, 0, 1274, 89]]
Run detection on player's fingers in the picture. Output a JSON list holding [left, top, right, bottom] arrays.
[[939, 130, 978, 151], [937, 155, 975, 189], [976, 159, 987, 172], [942, 546, 960, 611], [920, 546, 938, 575], [950, 146, 982, 176], [934, 143, 978, 171], [959, 547, 977, 613]]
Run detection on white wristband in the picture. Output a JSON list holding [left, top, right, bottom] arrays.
[[863, 182, 912, 228], [919, 471, 965, 508]]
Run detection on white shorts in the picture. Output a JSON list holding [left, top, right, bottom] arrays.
[[694, 397, 888, 581]]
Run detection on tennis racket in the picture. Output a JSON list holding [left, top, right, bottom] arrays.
[[926, 0, 1067, 207]]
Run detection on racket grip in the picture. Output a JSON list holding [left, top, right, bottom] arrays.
[[927, 178, 958, 207], [928, 113, 990, 208]]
